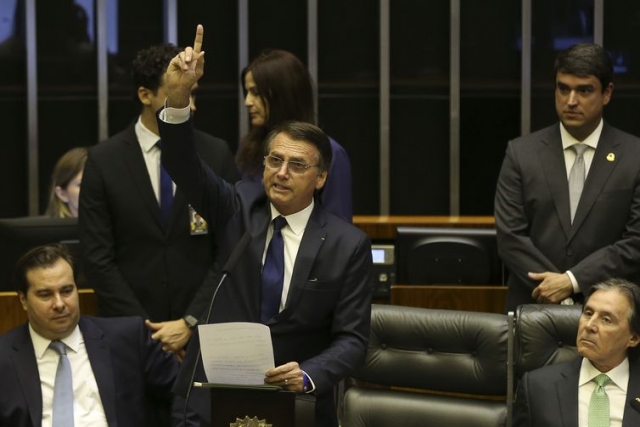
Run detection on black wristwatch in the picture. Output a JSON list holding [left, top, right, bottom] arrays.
[[183, 315, 198, 330]]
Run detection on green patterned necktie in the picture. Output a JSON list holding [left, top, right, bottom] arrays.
[[588, 373, 610, 427]]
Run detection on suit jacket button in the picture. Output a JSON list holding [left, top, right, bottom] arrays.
[[566, 249, 574, 256]]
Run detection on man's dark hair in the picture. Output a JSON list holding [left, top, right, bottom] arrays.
[[13, 243, 74, 294], [131, 43, 181, 103], [554, 43, 614, 92], [586, 278, 640, 360], [264, 121, 332, 175]]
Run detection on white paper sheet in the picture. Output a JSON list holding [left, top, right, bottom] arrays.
[[198, 322, 275, 385]]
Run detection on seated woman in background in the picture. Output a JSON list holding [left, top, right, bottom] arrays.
[[236, 49, 353, 222], [45, 146, 88, 218]]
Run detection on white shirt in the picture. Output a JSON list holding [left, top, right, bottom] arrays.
[[30, 324, 108, 427], [578, 357, 628, 427], [134, 116, 175, 203], [560, 119, 603, 293]]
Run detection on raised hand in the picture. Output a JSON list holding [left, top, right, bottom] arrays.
[[165, 24, 205, 108]]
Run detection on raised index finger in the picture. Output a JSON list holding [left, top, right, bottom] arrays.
[[193, 24, 204, 54]]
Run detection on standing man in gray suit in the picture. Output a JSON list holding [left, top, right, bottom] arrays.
[[495, 43, 640, 312], [513, 278, 640, 427]]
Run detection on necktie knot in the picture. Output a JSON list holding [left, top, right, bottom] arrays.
[[571, 143, 589, 157], [593, 373, 610, 388], [273, 216, 287, 233], [49, 340, 67, 356], [156, 139, 163, 149]]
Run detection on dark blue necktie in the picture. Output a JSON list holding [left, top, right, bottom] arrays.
[[261, 216, 287, 323], [50, 340, 74, 427], [156, 140, 173, 224]]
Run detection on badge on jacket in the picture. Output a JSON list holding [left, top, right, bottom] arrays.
[[189, 205, 208, 235]]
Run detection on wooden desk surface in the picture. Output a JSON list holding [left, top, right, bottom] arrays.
[[353, 215, 495, 240]]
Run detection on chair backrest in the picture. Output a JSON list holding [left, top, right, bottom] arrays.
[[342, 304, 508, 427], [514, 304, 582, 378]]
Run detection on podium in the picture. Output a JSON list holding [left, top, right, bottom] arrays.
[[202, 384, 315, 427]]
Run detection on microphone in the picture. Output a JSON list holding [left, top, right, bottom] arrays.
[[630, 397, 640, 414], [182, 231, 252, 425]]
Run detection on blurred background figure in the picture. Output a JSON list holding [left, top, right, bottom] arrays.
[[45, 146, 87, 218], [236, 49, 353, 222]]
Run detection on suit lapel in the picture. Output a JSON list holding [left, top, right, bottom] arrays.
[[538, 127, 573, 238], [569, 124, 620, 239], [282, 205, 327, 312], [12, 325, 44, 427], [557, 359, 581, 427], [623, 358, 640, 426], [80, 317, 118, 425], [121, 125, 166, 230]]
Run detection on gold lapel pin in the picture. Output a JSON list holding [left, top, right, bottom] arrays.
[[607, 153, 615, 162], [636, 397, 640, 403]]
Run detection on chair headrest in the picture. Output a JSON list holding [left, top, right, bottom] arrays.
[[352, 304, 508, 396]]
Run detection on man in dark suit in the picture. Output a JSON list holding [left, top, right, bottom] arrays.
[[79, 43, 239, 356], [0, 244, 179, 427], [495, 43, 640, 312], [159, 25, 372, 427], [513, 278, 640, 427]]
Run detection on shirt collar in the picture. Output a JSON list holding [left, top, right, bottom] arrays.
[[560, 119, 603, 151], [269, 199, 314, 236], [134, 115, 161, 153], [29, 323, 82, 359], [579, 357, 629, 393]]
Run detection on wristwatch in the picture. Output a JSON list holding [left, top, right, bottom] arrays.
[[183, 315, 198, 330]]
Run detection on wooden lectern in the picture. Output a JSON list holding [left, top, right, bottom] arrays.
[[205, 384, 315, 427]]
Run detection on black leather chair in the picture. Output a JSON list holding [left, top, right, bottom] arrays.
[[342, 304, 509, 427], [514, 304, 582, 378], [503, 304, 582, 426]]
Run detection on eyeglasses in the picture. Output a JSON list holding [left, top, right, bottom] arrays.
[[263, 155, 318, 175]]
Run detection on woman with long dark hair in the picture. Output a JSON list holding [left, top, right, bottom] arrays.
[[236, 49, 353, 221]]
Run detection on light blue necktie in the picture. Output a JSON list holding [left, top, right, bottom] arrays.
[[50, 340, 74, 427], [261, 216, 287, 323]]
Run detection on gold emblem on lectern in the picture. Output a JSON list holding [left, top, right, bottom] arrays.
[[229, 416, 272, 427]]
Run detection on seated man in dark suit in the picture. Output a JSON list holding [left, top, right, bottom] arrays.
[[514, 278, 640, 427], [0, 244, 179, 427], [160, 25, 373, 427]]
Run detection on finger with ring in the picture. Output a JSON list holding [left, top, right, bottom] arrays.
[[285, 378, 288, 385]]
